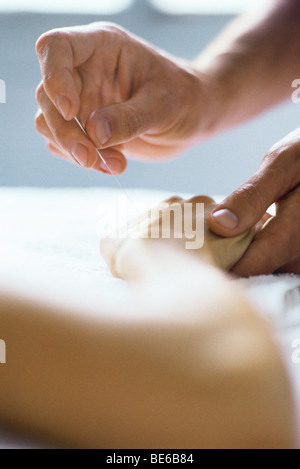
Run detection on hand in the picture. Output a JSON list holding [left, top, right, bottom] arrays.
[[101, 195, 260, 279], [101, 196, 214, 279], [35, 22, 212, 174], [207, 128, 300, 276]]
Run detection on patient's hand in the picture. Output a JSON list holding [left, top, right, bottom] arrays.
[[101, 195, 261, 280], [208, 127, 300, 276], [35, 23, 213, 174]]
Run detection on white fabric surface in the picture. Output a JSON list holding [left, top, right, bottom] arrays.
[[0, 187, 300, 448]]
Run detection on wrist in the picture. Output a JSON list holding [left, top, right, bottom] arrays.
[[185, 62, 226, 142]]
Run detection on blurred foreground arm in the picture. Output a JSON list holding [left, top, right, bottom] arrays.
[[0, 238, 294, 448]]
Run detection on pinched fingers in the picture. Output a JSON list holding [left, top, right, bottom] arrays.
[[46, 141, 69, 160], [35, 30, 81, 121], [36, 82, 100, 168], [35, 110, 70, 160], [35, 106, 127, 174], [35, 109, 54, 142], [208, 130, 300, 239], [35, 83, 127, 174], [45, 138, 126, 175], [231, 187, 300, 277]]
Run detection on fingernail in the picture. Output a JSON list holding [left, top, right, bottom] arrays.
[[100, 158, 122, 175], [56, 96, 71, 120], [212, 209, 239, 230], [71, 143, 89, 167], [96, 118, 112, 146]]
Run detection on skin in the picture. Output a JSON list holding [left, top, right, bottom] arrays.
[[210, 129, 300, 276], [35, 23, 210, 172], [0, 239, 294, 448], [35, 0, 300, 276]]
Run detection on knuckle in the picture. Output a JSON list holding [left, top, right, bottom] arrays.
[[36, 31, 55, 55], [264, 146, 291, 170], [46, 141, 55, 153], [99, 22, 127, 37], [123, 104, 140, 139], [103, 23, 122, 33], [36, 30, 66, 55], [52, 125, 68, 147], [264, 141, 300, 185], [35, 33, 48, 55], [236, 183, 266, 217], [93, 23, 129, 52], [35, 82, 46, 104], [46, 141, 61, 158], [34, 113, 45, 133]]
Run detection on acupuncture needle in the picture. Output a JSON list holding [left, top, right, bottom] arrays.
[[74, 116, 140, 215]]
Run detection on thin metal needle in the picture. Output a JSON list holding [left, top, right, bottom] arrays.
[[74, 116, 115, 176], [74, 116, 140, 215]]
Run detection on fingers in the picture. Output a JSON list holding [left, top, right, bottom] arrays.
[[47, 137, 127, 174], [277, 258, 300, 275], [36, 30, 81, 120], [46, 141, 69, 160], [207, 140, 300, 238], [85, 84, 162, 150], [207, 174, 279, 239], [35, 110, 71, 160], [35, 109, 54, 141], [91, 148, 127, 174], [35, 84, 127, 174], [230, 219, 286, 277], [36, 26, 157, 150], [36, 84, 98, 168], [207, 129, 300, 276], [231, 187, 300, 277]]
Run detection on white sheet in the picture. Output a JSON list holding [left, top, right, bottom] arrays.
[[0, 187, 299, 448]]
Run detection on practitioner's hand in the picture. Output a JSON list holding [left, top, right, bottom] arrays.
[[208, 128, 300, 276], [35, 23, 212, 174]]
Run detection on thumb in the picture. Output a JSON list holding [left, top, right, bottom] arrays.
[[208, 158, 295, 238], [85, 87, 159, 149]]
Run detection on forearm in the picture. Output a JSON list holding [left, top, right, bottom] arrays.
[[194, 0, 300, 136]]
